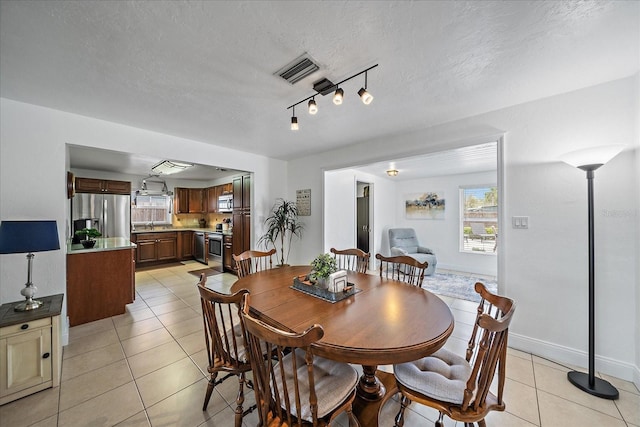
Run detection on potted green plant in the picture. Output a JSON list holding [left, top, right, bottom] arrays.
[[75, 228, 102, 248], [258, 199, 304, 266], [310, 253, 337, 288]]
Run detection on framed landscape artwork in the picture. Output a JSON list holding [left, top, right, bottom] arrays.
[[405, 191, 445, 220]]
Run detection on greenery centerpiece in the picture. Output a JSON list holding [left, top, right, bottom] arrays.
[[258, 199, 304, 266], [310, 253, 337, 289], [75, 228, 102, 248]]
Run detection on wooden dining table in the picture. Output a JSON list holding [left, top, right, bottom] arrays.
[[231, 265, 454, 426]]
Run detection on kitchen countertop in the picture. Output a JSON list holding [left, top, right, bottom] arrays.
[[131, 227, 232, 236], [67, 237, 137, 254]]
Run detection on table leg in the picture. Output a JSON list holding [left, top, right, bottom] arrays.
[[353, 369, 398, 427]]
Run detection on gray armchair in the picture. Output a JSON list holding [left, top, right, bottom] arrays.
[[388, 228, 437, 276]]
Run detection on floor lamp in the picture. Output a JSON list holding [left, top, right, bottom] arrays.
[[560, 144, 625, 400]]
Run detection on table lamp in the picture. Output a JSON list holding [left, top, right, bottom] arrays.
[[0, 220, 60, 311], [559, 144, 625, 400]]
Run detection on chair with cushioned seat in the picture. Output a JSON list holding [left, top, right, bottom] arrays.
[[197, 274, 254, 427], [393, 282, 516, 427], [388, 228, 437, 276], [241, 294, 361, 427], [330, 247, 370, 273]]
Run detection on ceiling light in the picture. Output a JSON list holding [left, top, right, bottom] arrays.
[[291, 106, 299, 131], [358, 70, 374, 105], [286, 64, 378, 129], [386, 169, 399, 177], [308, 98, 318, 115], [151, 160, 193, 175], [333, 87, 344, 105]]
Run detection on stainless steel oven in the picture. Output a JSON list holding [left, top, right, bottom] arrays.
[[208, 233, 223, 260]]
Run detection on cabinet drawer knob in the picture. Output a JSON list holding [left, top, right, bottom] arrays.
[[20, 324, 29, 330], [42, 352, 50, 359]]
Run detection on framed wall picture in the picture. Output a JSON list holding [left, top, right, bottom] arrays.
[[404, 191, 445, 220], [296, 189, 311, 216]]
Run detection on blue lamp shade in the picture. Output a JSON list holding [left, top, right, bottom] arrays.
[[0, 220, 60, 254]]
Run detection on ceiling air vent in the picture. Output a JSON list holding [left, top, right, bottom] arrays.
[[276, 54, 320, 85]]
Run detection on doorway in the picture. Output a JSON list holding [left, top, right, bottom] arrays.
[[356, 181, 372, 254]]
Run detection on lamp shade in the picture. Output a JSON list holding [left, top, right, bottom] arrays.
[[0, 220, 60, 254], [560, 145, 625, 170]]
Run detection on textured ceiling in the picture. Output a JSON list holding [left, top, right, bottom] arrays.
[[1, 1, 638, 164]]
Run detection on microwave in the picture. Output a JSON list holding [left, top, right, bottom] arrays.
[[218, 194, 233, 212]]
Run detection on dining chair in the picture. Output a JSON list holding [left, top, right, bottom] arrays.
[[393, 282, 516, 427], [240, 295, 361, 427], [196, 273, 254, 427], [233, 248, 277, 278], [375, 253, 428, 287], [330, 247, 370, 273]]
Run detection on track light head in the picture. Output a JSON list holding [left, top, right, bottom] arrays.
[[291, 116, 299, 131], [308, 98, 318, 115], [358, 88, 373, 105], [333, 87, 344, 105]]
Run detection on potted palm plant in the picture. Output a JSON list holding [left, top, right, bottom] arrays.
[[75, 228, 102, 248], [259, 199, 304, 266]]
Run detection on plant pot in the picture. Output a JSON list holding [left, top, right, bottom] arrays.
[[315, 276, 328, 289], [81, 240, 96, 249]]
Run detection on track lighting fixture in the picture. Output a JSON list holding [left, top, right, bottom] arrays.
[[333, 87, 344, 105], [308, 98, 318, 115], [286, 64, 378, 131], [291, 106, 299, 131], [358, 70, 374, 105]]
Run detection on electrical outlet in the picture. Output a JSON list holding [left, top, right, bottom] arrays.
[[512, 216, 529, 229]]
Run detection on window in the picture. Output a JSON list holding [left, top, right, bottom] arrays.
[[131, 194, 172, 225], [460, 186, 497, 253]]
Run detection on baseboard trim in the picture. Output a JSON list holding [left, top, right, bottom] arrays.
[[509, 332, 638, 384]]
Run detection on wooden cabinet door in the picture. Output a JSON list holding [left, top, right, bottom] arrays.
[[0, 327, 52, 398], [233, 177, 243, 210], [174, 188, 189, 214], [223, 235, 233, 270], [157, 236, 177, 260], [242, 175, 251, 210], [242, 212, 251, 251], [74, 178, 103, 193], [179, 231, 193, 259], [206, 187, 217, 213], [103, 180, 131, 194], [188, 189, 204, 213], [136, 239, 157, 263]]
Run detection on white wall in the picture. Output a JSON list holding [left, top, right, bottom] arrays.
[[394, 171, 497, 277], [286, 75, 639, 384], [0, 98, 287, 344]]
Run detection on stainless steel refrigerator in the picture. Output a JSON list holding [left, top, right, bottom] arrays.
[[71, 193, 131, 240]]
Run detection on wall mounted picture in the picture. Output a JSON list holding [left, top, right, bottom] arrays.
[[405, 191, 445, 220]]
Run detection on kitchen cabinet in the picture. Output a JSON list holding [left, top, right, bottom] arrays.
[[232, 174, 251, 269], [67, 249, 135, 326], [135, 232, 177, 264], [75, 177, 131, 195], [0, 294, 63, 405], [223, 234, 233, 271], [178, 230, 194, 260], [174, 187, 205, 214], [206, 186, 221, 213]]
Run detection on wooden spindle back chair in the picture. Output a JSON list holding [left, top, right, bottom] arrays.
[[393, 282, 516, 427], [330, 247, 370, 273], [233, 248, 276, 278], [375, 253, 428, 287]]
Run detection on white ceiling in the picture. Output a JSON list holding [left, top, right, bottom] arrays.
[[1, 1, 638, 177]]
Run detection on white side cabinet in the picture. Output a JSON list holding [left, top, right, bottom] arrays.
[[0, 294, 63, 406]]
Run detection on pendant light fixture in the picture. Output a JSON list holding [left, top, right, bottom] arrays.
[[286, 64, 378, 131], [291, 105, 299, 131], [333, 87, 344, 105], [308, 98, 318, 114]]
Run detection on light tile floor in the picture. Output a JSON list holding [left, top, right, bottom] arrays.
[[1, 261, 638, 427]]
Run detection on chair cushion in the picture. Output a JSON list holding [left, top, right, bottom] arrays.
[[274, 348, 358, 421], [393, 348, 471, 405]]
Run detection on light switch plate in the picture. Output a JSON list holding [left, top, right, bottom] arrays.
[[512, 216, 529, 229]]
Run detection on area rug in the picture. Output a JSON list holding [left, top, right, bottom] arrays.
[[422, 273, 498, 302], [188, 268, 223, 278]]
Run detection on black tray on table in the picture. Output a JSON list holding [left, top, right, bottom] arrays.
[[291, 275, 361, 303]]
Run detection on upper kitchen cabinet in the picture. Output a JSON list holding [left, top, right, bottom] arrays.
[[75, 177, 131, 195], [174, 187, 205, 214], [206, 186, 221, 213], [233, 175, 250, 210]]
